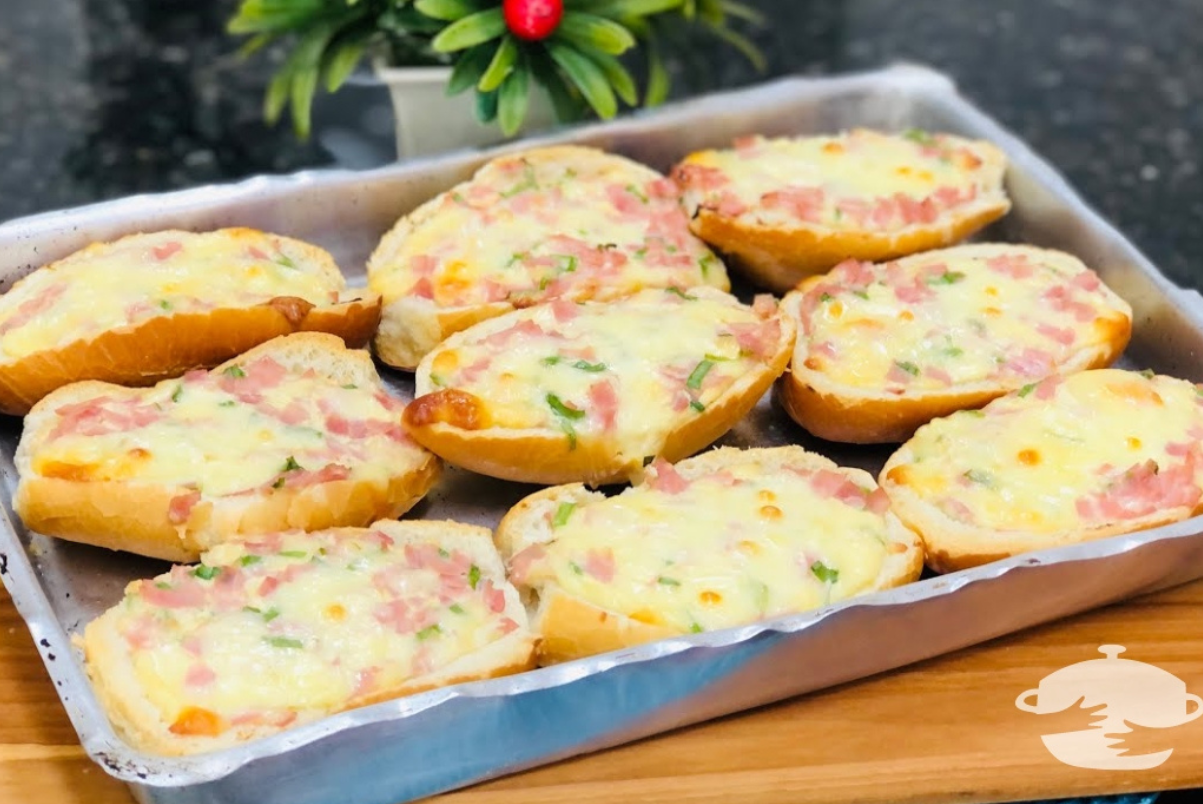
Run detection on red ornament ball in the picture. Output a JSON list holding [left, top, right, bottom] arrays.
[[503, 0, 564, 41]]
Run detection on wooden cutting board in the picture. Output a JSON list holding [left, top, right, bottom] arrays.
[[4, 579, 1202, 804]]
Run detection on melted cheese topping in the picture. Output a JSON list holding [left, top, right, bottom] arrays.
[[0, 229, 343, 360], [97, 529, 521, 739], [368, 148, 727, 309], [887, 370, 1203, 533], [516, 454, 901, 633], [676, 129, 1006, 232], [33, 355, 426, 497], [791, 245, 1131, 392], [418, 288, 785, 458]]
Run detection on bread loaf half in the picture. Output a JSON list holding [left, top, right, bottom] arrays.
[[0, 228, 380, 415], [403, 287, 795, 486], [777, 243, 1132, 443], [16, 333, 440, 562], [81, 519, 536, 755], [497, 446, 923, 664], [673, 129, 1010, 292], [367, 145, 729, 370], [881, 369, 1203, 572]]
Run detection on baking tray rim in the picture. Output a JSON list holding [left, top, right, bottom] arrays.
[[1, 61, 1202, 787]]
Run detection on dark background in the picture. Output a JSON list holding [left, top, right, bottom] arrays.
[[0, 2, 1201, 801]]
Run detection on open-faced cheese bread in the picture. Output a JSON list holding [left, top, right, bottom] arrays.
[[367, 145, 730, 370], [16, 333, 440, 562], [0, 227, 380, 415], [81, 519, 536, 756], [881, 369, 1203, 573], [673, 129, 1010, 292], [777, 244, 1132, 444], [496, 446, 923, 664], [403, 287, 795, 485]]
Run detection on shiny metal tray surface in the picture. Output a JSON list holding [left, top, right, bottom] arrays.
[[3, 64, 1203, 804]]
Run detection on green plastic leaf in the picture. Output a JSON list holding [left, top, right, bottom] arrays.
[[290, 66, 319, 138], [475, 87, 499, 123], [556, 12, 637, 55], [446, 43, 496, 95], [414, 0, 484, 22], [228, 0, 329, 34], [264, 69, 292, 124], [719, 0, 765, 24], [477, 35, 518, 92], [431, 8, 506, 53], [577, 48, 638, 105], [237, 32, 274, 58], [323, 34, 370, 93], [643, 33, 670, 106], [547, 42, 617, 119], [497, 58, 530, 136], [704, 20, 766, 71]]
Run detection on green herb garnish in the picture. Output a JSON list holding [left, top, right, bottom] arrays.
[[342, 383, 358, 390], [239, 555, 262, 567], [547, 393, 586, 420], [820, 292, 834, 302], [699, 254, 717, 277], [279, 549, 307, 558], [281, 456, 302, 473], [689, 400, 705, 412], [541, 356, 562, 366], [943, 346, 965, 358], [416, 625, 442, 641], [902, 127, 936, 146], [928, 271, 966, 285], [155, 581, 172, 590], [810, 560, 839, 584], [218, 400, 236, 407], [158, 299, 172, 311], [1017, 383, 1038, 397], [666, 287, 697, 301], [223, 365, 246, 379], [171, 385, 184, 403], [657, 576, 681, 586], [626, 183, 649, 203], [1140, 368, 1156, 379], [964, 469, 994, 486], [687, 359, 715, 390], [468, 564, 481, 589], [689, 623, 704, 633], [275, 254, 296, 269], [852, 289, 870, 300], [262, 607, 281, 622], [272, 476, 286, 490], [192, 565, 220, 581], [264, 636, 302, 649], [895, 360, 920, 376], [552, 502, 576, 528], [573, 360, 607, 372], [449, 603, 466, 614], [568, 561, 584, 575]]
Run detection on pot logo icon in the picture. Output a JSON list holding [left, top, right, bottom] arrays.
[[1016, 645, 1202, 770]]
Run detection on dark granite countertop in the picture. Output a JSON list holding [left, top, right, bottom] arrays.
[[2, 0, 1201, 290]]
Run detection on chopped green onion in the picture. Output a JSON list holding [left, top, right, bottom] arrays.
[[239, 555, 262, 567], [666, 287, 696, 300], [262, 607, 281, 622], [547, 393, 586, 420], [1017, 383, 1038, 397], [820, 292, 834, 302], [192, 565, 220, 581], [218, 400, 236, 407], [154, 581, 172, 590], [895, 360, 920, 376], [902, 127, 936, 146], [552, 502, 576, 528], [852, 289, 870, 300], [242, 605, 261, 614], [657, 576, 680, 586], [275, 255, 296, 269], [416, 624, 442, 641], [223, 365, 246, 379], [687, 359, 715, 390], [943, 346, 965, 358], [689, 622, 704, 633], [468, 564, 481, 589], [342, 383, 358, 390], [810, 560, 839, 584], [927, 271, 966, 286], [279, 549, 307, 558], [964, 469, 994, 486], [451, 191, 467, 205], [626, 183, 648, 203], [541, 355, 563, 366], [561, 421, 578, 450], [573, 360, 607, 372], [158, 299, 172, 311], [449, 603, 466, 614], [272, 477, 286, 490], [264, 636, 302, 649], [699, 254, 717, 277], [1140, 368, 1156, 379], [281, 456, 302, 473], [690, 400, 705, 413], [568, 561, 584, 575], [171, 385, 184, 403]]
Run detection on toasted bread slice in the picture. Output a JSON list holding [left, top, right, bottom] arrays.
[[16, 333, 440, 562], [0, 228, 380, 415], [368, 145, 729, 370], [673, 129, 1010, 292], [777, 244, 1132, 443], [403, 287, 795, 486], [881, 369, 1203, 573], [81, 519, 536, 755], [496, 446, 923, 664]]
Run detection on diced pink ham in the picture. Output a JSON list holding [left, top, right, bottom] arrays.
[[761, 186, 825, 223], [1037, 323, 1076, 346], [185, 663, 216, 687], [647, 458, 689, 494], [986, 254, 1035, 280], [167, 491, 201, 524], [139, 578, 206, 608], [153, 241, 182, 261], [588, 380, 619, 431], [671, 163, 729, 192], [582, 548, 616, 582], [507, 545, 546, 586]]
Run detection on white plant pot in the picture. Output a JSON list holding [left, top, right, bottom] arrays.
[[375, 64, 557, 160]]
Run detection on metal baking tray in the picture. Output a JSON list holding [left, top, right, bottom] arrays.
[[3, 63, 1203, 804]]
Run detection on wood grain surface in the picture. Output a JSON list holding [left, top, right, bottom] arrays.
[[3, 579, 1202, 804]]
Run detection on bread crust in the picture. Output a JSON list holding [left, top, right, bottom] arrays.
[[497, 446, 924, 664], [15, 334, 440, 562], [689, 203, 1009, 294], [881, 442, 1200, 574], [775, 245, 1133, 444], [0, 226, 381, 415], [403, 298, 797, 486], [82, 520, 537, 755], [368, 145, 729, 370]]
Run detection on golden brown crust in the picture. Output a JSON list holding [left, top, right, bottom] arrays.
[[497, 446, 925, 664], [0, 296, 381, 417], [15, 334, 440, 562], [403, 302, 797, 486], [690, 203, 1009, 294]]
